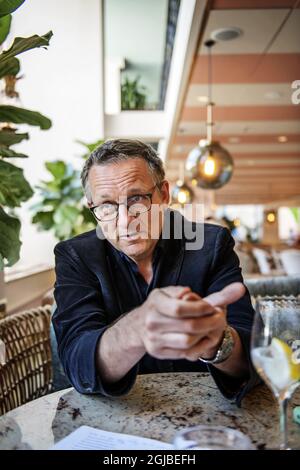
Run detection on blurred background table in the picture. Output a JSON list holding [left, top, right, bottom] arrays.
[[0, 372, 300, 450]]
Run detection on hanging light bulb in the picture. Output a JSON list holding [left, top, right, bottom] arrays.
[[171, 162, 194, 206], [185, 40, 234, 189], [186, 141, 233, 189], [171, 180, 194, 206], [203, 155, 216, 176]]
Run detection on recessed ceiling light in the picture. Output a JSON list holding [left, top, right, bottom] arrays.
[[197, 95, 208, 103], [264, 91, 282, 100], [278, 135, 288, 143], [210, 27, 243, 42], [228, 137, 240, 143]]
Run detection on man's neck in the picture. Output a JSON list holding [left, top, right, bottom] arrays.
[[136, 260, 153, 285], [131, 242, 158, 284]]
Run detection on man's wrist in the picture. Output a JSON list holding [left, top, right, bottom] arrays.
[[126, 306, 147, 354], [199, 325, 235, 364]]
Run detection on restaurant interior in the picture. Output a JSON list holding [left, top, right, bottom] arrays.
[[0, 0, 300, 454]]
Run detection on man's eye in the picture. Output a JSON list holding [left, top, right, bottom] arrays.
[[101, 204, 116, 214], [129, 195, 144, 203]]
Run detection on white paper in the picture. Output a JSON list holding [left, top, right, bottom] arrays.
[[51, 425, 174, 450]]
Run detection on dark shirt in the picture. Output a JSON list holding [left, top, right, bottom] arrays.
[[52, 210, 260, 406], [118, 236, 164, 300]]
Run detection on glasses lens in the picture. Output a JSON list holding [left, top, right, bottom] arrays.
[[93, 195, 152, 221], [95, 204, 118, 221], [128, 196, 151, 217]]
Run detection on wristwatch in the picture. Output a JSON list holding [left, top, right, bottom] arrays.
[[198, 325, 235, 364]]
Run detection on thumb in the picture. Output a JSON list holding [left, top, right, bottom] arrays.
[[203, 282, 246, 308]]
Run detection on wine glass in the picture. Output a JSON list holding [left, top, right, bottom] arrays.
[[173, 425, 255, 450], [251, 296, 300, 450]]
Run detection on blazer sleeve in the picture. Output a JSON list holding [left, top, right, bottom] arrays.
[[205, 227, 261, 407], [52, 241, 138, 396]]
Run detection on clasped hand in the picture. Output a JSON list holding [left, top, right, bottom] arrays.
[[140, 282, 245, 361]]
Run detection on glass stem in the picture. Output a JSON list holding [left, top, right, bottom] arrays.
[[278, 396, 289, 450]]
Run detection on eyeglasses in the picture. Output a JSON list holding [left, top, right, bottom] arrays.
[[90, 184, 159, 222]]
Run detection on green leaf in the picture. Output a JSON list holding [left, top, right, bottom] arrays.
[[0, 130, 28, 146], [0, 30, 53, 66], [0, 159, 33, 207], [60, 175, 79, 191], [53, 205, 81, 240], [62, 185, 83, 202], [0, 146, 28, 158], [76, 139, 103, 152], [45, 161, 67, 180], [0, 206, 21, 267], [121, 75, 147, 110], [0, 14, 11, 44], [30, 198, 59, 212], [32, 210, 54, 230], [53, 205, 80, 226], [82, 205, 96, 224], [0, 105, 52, 129], [0, 0, 25, 18], [0, 56, 19, 78], [31, 157, 96, 241]]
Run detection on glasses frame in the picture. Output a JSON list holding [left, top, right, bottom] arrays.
[[89, 183, 159, 222]]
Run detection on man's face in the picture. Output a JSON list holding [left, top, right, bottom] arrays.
[[88, 158, 169, 261]]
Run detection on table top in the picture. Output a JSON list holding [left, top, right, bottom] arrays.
[[1, 372, 300, 450]]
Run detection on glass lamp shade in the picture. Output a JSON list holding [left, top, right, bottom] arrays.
[[185, 141, 234, 189], [171, 180, 194, 205]]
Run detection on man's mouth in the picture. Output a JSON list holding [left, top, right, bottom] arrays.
[[119, 232, 147, 240]]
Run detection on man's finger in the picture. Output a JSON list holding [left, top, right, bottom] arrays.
[[180, 291, 202, 301], [159, 332, 203, 350], [160, 286, 191, 299], [146, 308, 224, 334], [203, 282, 246, 307], [157, 297, 215, 318]]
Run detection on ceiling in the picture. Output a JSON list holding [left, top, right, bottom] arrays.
[[166, 0, 300, 205]]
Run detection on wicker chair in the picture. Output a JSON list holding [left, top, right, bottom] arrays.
[[0, 305, 53, 415]]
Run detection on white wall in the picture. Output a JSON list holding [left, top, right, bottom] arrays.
[[4, 0, 104, 273]]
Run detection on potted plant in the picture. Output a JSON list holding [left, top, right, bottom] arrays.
[[0, 0, 52, 314], [121, 75, 147, 110], [31, 140, 102, 241]]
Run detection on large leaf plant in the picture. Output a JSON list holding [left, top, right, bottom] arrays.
[[31, 140, 102, 241], [0, 0, 52, 269]]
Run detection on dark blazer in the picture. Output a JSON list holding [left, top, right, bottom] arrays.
[[52, 210, 260, 406]]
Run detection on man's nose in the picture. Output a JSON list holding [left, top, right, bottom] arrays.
[[117, 203, 135, 230]]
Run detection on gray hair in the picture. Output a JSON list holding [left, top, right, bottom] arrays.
[[81, 139, 165, 202]]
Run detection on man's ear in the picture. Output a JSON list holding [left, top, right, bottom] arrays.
[[160, 180, 170, 205]]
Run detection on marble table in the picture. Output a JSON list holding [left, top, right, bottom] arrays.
[[0, 373, 300, 450]]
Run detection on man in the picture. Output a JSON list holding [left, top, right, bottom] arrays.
[[52, 139, 259, 406]]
